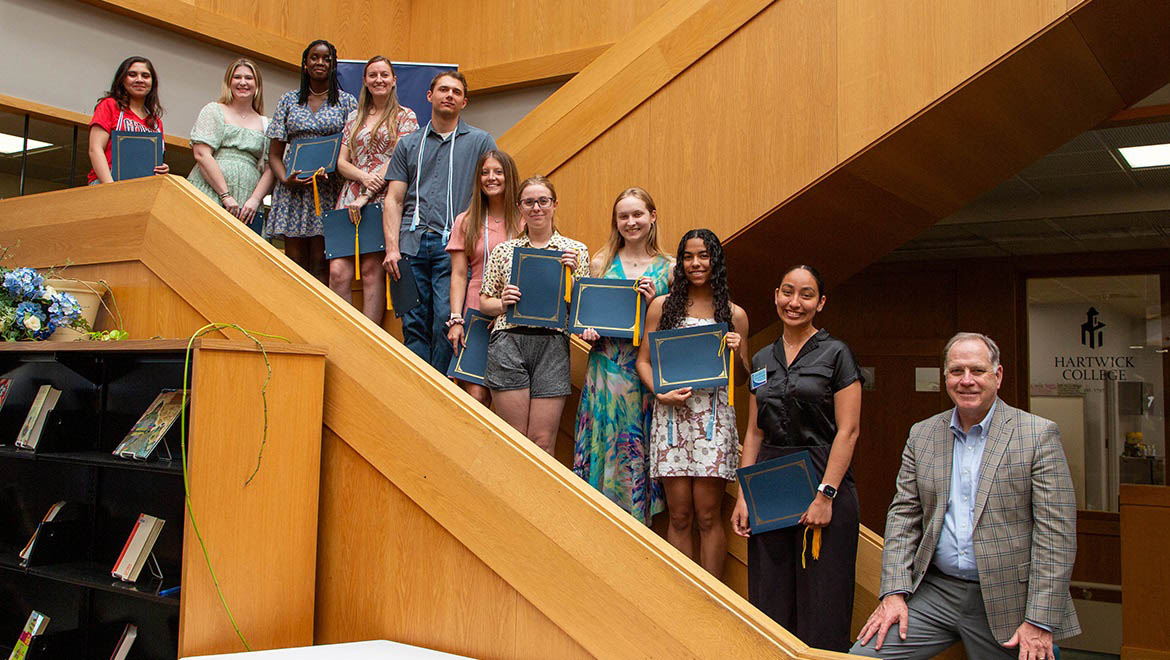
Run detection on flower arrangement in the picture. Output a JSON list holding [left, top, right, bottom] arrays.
[[1, 265, 91, 341]]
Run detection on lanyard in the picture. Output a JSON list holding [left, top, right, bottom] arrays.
[[482, 213, 490, 271], [409, 121, 457, 243]]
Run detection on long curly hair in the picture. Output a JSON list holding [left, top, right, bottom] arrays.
[[297, 39, 341, 105], [659, 228, 732, 330], [100, 56, 164, 125]]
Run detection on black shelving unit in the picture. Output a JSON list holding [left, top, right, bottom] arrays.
[[0, 344, 190, 660]]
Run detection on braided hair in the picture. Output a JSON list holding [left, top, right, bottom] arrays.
[[659, 228, 733, 330], [297, 39, 341, 105]]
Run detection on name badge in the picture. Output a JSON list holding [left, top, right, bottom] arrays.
[[750, 367, 768, 391]]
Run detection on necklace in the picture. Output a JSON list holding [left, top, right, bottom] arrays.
[[308, 87, 328, 98], [783, 329, 814, 351]]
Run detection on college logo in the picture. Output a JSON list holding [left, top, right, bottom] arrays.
[[1080, 307, 1106, 350]]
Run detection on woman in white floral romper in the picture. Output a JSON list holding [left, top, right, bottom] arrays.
[[636, 228, 749, 578]]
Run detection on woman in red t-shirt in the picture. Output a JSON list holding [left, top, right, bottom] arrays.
[[88, 56, 169, 184]]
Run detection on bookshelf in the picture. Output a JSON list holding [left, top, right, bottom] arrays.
[[0, 340, 325, 659]]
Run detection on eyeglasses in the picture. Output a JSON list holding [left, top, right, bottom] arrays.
[[519, 197, 554, 210]]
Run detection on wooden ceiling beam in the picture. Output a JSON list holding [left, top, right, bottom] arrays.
[[497, 0, 776, 176]]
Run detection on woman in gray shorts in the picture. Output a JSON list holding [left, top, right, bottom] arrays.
[[479, 175, 590, 455]]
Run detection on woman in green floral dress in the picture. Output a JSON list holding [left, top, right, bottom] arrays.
[[188, 58, 274, 227], [573, 187, 672, 525]]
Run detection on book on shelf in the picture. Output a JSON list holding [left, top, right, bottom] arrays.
[[14, 385, 61, 450], [112, 513, 165, 582], [0, 377, 12, 412], [112, 389, 187, 460], [6, 610, 49, 660], [18, 500, 67, 565], [108, 623, 137, 660]]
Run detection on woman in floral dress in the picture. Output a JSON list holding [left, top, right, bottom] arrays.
[[266, 39, 357, 282], [329, 55, 419, 322], [573, 187, 671, 526]]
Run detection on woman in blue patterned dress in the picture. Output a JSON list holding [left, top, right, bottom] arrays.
[[573, 187, 671, 526], [266, 40, 357, 282]]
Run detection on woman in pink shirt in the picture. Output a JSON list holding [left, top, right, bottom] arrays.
[[445, 149, 523, 405]]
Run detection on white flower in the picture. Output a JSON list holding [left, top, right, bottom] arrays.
[[23, 315, 41, 331], [41, 285, 56, 301]]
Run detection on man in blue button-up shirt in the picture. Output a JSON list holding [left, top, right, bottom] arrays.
[[382, 71, 496, 372], [852, 332, 1079, 660]]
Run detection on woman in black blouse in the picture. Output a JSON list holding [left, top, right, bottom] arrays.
[[730, 264, 862, 652]]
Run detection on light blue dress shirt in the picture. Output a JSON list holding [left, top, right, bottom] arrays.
[[932, 402, 996, 581]]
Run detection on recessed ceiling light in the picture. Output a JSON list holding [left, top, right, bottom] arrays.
[[0, 132, 52, 155], [1118, 143, 1170, 169]]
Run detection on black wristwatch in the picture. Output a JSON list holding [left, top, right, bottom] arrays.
[[817, 483, 838, 500]]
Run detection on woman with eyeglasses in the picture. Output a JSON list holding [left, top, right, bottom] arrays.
[[479, 176, 589, 455], [730, 264, 862, 652], [266, 39, 357, 282]]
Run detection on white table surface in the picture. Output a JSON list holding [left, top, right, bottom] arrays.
[[182, 640, 474, 659]]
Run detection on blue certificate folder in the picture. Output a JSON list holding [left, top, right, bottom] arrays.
[[735, 450, 818, 533], [322, 203, 386, 258], [388, 255, 420, 318], [568, 278, 647, 340], [504, 247, 567, 329], [446, 309, 493, 385], [110, 130, 163, 181], [289, 133, 343, 175], [647, 322, 728, 394]]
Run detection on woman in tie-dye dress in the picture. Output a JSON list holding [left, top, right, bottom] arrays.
[[573, 187, 671, 526]]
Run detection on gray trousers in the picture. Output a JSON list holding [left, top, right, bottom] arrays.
[[849, 571, 1016, 659]]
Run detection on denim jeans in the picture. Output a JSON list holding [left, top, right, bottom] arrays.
[[402, 231, 453, 373]]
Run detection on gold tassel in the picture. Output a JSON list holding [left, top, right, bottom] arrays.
[[386, 273, 393, 311], [632, 281, 642, 347], [563, 265, 572, 303], [311, 167, 326, 216], [350, 207, 361, 281], [801, 526, 822, 569], [718, 333, 735, 403]]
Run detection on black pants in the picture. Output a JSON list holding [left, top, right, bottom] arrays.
[[747, 444, 859, 652]]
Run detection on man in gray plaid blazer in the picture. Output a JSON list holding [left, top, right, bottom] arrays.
[[851, 332, 1079, 660]]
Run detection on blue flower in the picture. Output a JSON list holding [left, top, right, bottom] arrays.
[[3, 268, 45, 300], [47, 291, 83, 326]]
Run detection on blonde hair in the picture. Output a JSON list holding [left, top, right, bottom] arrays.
[[462, 150, 523, 257], [594, 186, 667, 275], [350, 56, 405, 151], [217, 58, 264, 114], [517, 175, 558, 236]]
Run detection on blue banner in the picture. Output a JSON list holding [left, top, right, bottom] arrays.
[[337, 60, 457, 126]]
